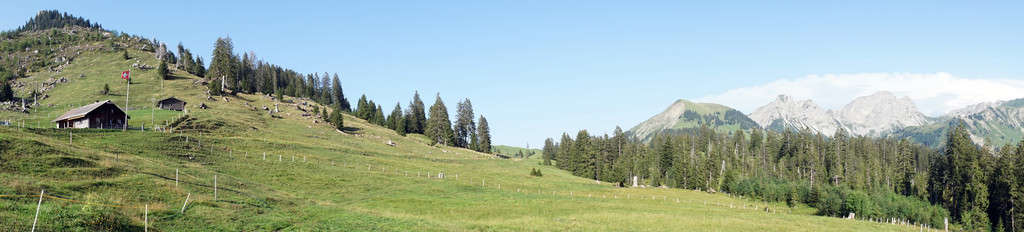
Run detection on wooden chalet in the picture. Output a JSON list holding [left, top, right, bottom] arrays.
[[52, 100, 130, 129], [157, 97, 187, 111]]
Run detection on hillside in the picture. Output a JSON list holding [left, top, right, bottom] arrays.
[[627, 99, 758, 142], [893, 98, 1024, 148], [1, 13, 929, 231]]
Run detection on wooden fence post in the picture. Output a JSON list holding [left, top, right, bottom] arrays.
[[175, 169, 178, 187], [214, 175, 218, 201], [31, 190, 43, 232], [144, 204, 148, 232], [181, 193, 191, 213]]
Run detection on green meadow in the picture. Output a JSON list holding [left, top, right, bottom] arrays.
[[0, 48, 938, 232]]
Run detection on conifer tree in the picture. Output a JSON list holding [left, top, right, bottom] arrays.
[[395, 114, 408, 136], [408, 91, 426, 134], [372, 104, 386, 126], [332, 73, 349, 111], [355, 95, 370, 120], [477, 115, 491, 153], [387, 103, 403, 130], [454, 99, 476, 148], [425, 94, 454, 146], [157, 61, 169, 80], [330, 107, 344, 130], [543, 138, 556, 165], [0, 81, 13, 101]]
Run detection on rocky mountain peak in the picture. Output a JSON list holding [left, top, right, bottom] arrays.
[[748, 95, 840, 135], [833, 91, 930, 136]]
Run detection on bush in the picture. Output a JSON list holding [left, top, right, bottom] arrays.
[[530, 168, 543, 177]]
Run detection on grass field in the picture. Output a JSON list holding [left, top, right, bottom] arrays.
[[0, 50, 941, 231]]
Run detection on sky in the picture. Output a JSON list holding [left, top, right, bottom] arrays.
[[2, 1, 1023, 147]]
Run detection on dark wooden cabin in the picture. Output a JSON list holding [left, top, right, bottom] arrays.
[[52, 100, 130, 129], [157, 97, 187, 111]]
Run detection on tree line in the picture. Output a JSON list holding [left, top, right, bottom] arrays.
[[543, 121, 1024, 231], [352, 91, 491, 153], [197, 35, 492, 153]]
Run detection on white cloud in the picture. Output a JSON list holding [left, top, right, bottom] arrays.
[[696, 72, 1024, 116]]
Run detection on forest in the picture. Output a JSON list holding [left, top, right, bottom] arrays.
[[543, 121, 1023, 231]]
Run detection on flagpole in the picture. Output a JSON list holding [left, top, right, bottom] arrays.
[[124, 70, 129, 131]]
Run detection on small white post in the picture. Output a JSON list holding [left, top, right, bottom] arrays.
[[279, 154, 281, 162], [214, 175, 218, 201], [944, 218, 948, 232], [483, 179, 485, 187], [181, 193, 191, 213], [31, 190, 43, 232], [144, 204, 148, 232], [69, 132, 72, 145], [175, 169, 179, 187], [498, 184, 500, 189], [263, 152, 266, 160], [245, 152, 248, 158]]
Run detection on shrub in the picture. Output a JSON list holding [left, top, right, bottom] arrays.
[[530, 168, 543, 177]]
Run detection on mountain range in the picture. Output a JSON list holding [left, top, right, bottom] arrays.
[[629, 91, 1024, 148]]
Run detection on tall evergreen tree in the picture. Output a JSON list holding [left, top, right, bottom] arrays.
[[408, 91, 426, 134], [477, 115, 491, 153], [425, 94, 454, 146], [355, 94, 370, 120], [372, 104, 386, 126], [940, 121, 990, 229], [332, 73, 349, 111], [0, 81, 13, 101], [543, 138, 556, 165], [208, 37, 237, 93], [387, 103, 403, 130], [157, 61, 169, 80], [396, 114, 408, 136], [193, 55, 206, 77], [454, 99, 476, 148]]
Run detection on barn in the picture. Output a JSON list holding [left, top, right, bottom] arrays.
[[157, 97, 187, 111], [52, 100, 130, 129]]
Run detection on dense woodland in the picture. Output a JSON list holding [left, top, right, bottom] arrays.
[[545, 121, 1024, 230]]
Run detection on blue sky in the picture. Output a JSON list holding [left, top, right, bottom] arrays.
[[3, 1, 1023, 147]]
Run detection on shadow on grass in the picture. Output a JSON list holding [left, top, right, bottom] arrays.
[[341, 126, 362, 134]]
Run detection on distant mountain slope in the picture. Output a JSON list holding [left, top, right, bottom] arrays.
[[627, 99, 758, 142], [895, 98, 1024, 148], [748, 95, 840, 135]]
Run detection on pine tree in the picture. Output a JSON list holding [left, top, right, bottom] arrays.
[[543, 138, 556, 165], [396, 115, 408, 136], [332, 73, 349, 111], [101, 83, 109, 95], [408, 91, 426, 134], [372, 104, 386, 126], [425, 94, 454, 146], [209, 37, 238, 92], [454, 99, 476, 148], [943, 121, 990, 229], [477, 115, 491, 153], [331, 107, 344, 130], [355, 95, 370, 120], [0, 81, 13, 101], [387, 103, 403, 130], [157, 61, 169, 80], [193, 56, 206, 77], [122, 49, 129, 60]]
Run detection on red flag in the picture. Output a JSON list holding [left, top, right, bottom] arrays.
[[121, 70, 130, 80]]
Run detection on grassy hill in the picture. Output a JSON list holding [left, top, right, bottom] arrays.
[[0, 28, 934, 231], [627, 99, 759, 143]]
